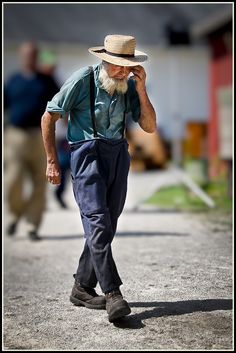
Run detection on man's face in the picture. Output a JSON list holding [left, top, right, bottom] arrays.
[[19, 42, 38, 72], [99, 61, 135, 95], [105, 62, 133, 80]]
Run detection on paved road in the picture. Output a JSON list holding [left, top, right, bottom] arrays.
[[3, 171, 233, 351]]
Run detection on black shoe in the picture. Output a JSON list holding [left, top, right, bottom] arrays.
[[70, 281, 106, 309], [28, 230, 42, 241], [6, 221, 17, 236], [105, 289, 131, 322]]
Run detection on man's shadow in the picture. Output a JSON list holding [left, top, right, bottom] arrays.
[[112, 298, 232, 329]]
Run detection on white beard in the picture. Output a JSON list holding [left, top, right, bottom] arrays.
[[98, 65, 128, 95]]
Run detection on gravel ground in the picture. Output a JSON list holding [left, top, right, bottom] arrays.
[[3, 178, 233, 351]]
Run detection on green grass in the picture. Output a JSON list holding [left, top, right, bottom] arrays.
[[146, 181, 232, 213]]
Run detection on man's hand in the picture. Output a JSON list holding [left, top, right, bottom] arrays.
[[130, 65, 157, 133], [46, 161, 61, 185], [130, 65, 146, 93]]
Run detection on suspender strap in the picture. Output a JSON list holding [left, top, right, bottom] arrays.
[[122, 93, 127, 138], [89, 66, 98, 138]]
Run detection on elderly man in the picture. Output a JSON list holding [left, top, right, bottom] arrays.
[[41, 34, 156, 322]]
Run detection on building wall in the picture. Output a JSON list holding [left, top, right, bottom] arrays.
[[145, 47, 210, 140], [207, 25, 232, 179]]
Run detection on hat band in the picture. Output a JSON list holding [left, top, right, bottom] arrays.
[[94, 49, 134, 58]]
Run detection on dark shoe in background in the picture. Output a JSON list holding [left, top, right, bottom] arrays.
[[7, 221, 42, 241], [70, 280, 106, 309], [26, 223, 41, 241], [105, 288, 131, 322], [6, 221, 18, 236], [28, 230, 42, 241]]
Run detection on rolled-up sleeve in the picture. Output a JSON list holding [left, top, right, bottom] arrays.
[[46, 78, 81, 118]]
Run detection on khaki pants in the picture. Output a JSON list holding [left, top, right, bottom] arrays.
[[4, 126, 47, 229]]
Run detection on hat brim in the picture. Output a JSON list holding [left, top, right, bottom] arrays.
[[88, 46, 148, 67]]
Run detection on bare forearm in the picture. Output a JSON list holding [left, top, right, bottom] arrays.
[[131, 65, 156, 133], [41, 112, 59, 163], [41, 112, 62, 185], [138, 89, 156, 133]]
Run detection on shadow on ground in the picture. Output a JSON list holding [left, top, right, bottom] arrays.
[[6, 231, 188, 241], [112, 299, 233, 329], [33, 231, 188, 240]]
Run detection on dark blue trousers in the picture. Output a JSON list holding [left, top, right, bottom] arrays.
[[70, 138, 130, 294]]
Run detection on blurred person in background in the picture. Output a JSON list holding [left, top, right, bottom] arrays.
[[39, 50, 70, 208], [4, 41, 58, 240], [41, 34, 156, 322]]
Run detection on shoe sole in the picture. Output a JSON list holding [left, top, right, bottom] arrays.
[[108, 303, 131, 322], [70, 295, 106, 310]]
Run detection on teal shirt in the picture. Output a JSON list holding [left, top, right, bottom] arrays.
[[46, 64, 140, 143]]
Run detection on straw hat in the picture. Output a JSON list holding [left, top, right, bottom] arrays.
[[88, 34, 148, 67]]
